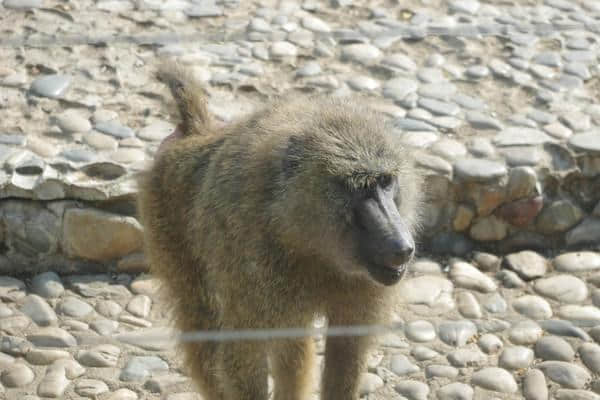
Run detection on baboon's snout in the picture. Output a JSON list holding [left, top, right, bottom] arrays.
[[379, 236, 414, 269], [355, 189, 415, 285]]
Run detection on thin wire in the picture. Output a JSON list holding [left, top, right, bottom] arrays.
[[176, 323, 404, 343]]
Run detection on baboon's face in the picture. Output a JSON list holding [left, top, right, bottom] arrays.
[[338, 173, 416, 286]]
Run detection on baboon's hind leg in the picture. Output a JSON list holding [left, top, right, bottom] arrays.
[[221, 340, 269, 400], [182, 340, 223, 400], [270, 337, 315, 400]]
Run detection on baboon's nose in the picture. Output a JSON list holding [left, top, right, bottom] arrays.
[[382, 240, 414, 268]]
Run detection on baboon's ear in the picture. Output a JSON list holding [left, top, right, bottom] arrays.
[[282, 135, 305, 179]]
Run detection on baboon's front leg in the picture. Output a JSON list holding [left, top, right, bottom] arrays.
[[221, 341, 269, 400], [270, 337, 316, 400], [321, 335, 370, 400]]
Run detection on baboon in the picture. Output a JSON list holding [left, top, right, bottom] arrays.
[[137, 62, 424, 400]]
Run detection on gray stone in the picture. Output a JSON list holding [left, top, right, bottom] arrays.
[[60, 148, 95, 163], [437, 382, 473, 400], [507, 166, 538, 200], [512, 295, 552, 320], [26, 349, 70, 365], [468, 137, 495, 157], [397, 275, 454, 311], [536, 336, 575, 362], [1, 335, 31, 356], [562, 112, 591, 132], [75, 379, 109, 397], [94, 120, 134, 139], [27, 327, 77, 347], [138, 120, 173, 141], [3, 0, 42, 8], [381, 54, 417, 72], [108, 388, 138, 400], [341, 44, 381, 64], [58, 297, 94, 318], [540, 320, 591, 341], [30, 75, 71, 98], [63, 209, 143, 262], [20, 294, 57, 326], [478, 334, 503, 354], [558, 305, 600, 327], [466, 65, 489, 79], [418, 83, 457, 101], [390, 354, 419, 376], [537, 361, 591, 389], [125, 295, 151, 319], [466, 112, 503, 130], [504, 251, 547, 280], [296, 62, 321, 77], [450, 261, 497, 292], [382, 78, 418, 102], [120, 356, 169, 382], [457, 291, 482, 319], [430, 138, 467, 160], [37, 364, 69, 398], [554, 252, 600, 272], [566, 218, 600, 247], [449, 0, 480, 14], [535, 275, 588, 303], [96, 300, 122, 318], [404, 320, 435, 342], [494, 127, 554, 146], [499, 346, 533, 369], [470, 217, 506, 242], [454, 158, 506, 182], [544, 122, 573, 139], [395, 380, 429, 400], [508, 320, 543, 345], [77, 345, 120, 367], [438, 320, 477, 347], [418, 98, 460, 116], [579, 343, 600, 374], [565, 62, 591, 80], [270, 41, 297, 58], [425, 364, 458, 379], [555, 390, 600, 400], [1, 363, 34, 387], [31, 272, 64, 299], [537, 201, 584, 234], [90, 319, 119, 336], [569, 133, 600, 153], [184, 3, 223, 17], [447, 347, 487, 367], [83, 132, 118, 151], [417, 68, 446, 84], [115, 327, 177, 351], [523, 369, 548, 400], [358, 372, 383, 396], [411, 346, 439, 361], [471, 367, 517, 393], [346, 75, 379, 92], [54, 111, 92, 134], [301, 15, 330, 33]]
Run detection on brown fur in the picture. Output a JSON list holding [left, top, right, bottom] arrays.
[[137, 61, 424, 400]]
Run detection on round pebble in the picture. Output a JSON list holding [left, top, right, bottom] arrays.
[[1, 363, 35, 387], [471, 367, 517, 393], [404, 320, 436, 342], [499, 346, 534, 369], [523, 369, 548, 400], [535, 275, 588, 303]]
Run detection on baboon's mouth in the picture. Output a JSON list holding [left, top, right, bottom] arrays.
[[365, 263, 406, 286]]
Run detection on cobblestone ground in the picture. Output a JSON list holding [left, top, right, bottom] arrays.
[[2, 0, 600, 399]]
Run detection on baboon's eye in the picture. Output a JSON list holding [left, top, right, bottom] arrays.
[[377, 174, 393, 189]]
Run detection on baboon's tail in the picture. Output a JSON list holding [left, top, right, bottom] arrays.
[[156, 61, 212, 136]]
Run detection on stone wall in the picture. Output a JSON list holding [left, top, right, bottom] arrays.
[[1, 147, 599, 274]]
